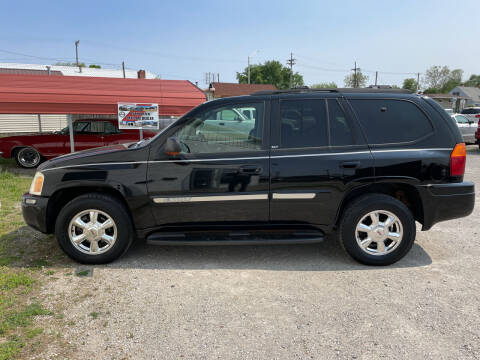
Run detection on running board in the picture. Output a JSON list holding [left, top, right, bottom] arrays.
[[146, 230, 324, 246]]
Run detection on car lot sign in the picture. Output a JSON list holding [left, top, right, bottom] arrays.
[[118, 103, 159, 130]]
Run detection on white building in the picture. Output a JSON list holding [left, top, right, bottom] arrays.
[[0, 62, 157, 79]]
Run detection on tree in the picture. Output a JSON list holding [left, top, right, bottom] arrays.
[[88, 64, 101, 69], [311, 82, 337, 89], [464, 74, 480, 87], [236, 60, 304, 89], [423, 66, 450, 89], [402, 78, 418, 92], [344, 71, 368, 88], [55, 61, 86, 67]]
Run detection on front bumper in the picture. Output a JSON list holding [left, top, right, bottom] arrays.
[[420, 182, 475, 230], [22, 193, 50, 233]]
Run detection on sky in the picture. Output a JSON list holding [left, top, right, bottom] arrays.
[[1, 0, 479, 88]]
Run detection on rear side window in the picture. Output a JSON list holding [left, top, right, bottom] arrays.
[[349, 99, 433, 144], [280, 99, 328, 148]]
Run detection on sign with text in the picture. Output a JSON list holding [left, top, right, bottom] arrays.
[[118, 103, 159, 130]]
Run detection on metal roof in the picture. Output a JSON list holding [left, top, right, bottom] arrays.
[[0, 74, 206, 115], [0, 63, 157, 79]]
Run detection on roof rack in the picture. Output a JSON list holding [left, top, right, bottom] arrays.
[[252, 87, 412, 96]]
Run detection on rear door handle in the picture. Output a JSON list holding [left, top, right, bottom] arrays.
[[340, 161, 360, 169]]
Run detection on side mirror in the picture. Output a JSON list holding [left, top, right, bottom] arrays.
[[164, 137, 182, 156]]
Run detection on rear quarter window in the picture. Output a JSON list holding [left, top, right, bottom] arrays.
[[349, 99, 433, 144]]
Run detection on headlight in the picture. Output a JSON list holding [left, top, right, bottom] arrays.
[[29, 172, 44, 196]]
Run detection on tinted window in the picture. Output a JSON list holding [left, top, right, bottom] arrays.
[[456, 115, 469, 124], [349, 99, 433, 144], [328, 99, 354, 146], [73, 121, 90, 133], [280, 99, 327, 148], [175, 102, 264, 154]]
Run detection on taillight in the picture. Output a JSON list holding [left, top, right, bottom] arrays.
[[450, 143, 466, 176], [475, 114, 480, 118]]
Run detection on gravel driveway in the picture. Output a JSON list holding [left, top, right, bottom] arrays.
[[37, 147, 480, 360]]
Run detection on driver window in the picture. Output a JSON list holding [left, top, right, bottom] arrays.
[[174, 102, 264, 154]]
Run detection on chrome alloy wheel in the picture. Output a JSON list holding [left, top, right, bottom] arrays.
[[68, 209, 117, 255], [355, 210, 403, 256], [17, 147, 41, 167]]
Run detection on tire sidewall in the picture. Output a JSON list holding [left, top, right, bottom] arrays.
[[341, 195, 416, 266], [55, 195, 132, 264]]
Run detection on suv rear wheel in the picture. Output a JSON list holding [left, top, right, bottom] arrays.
[[339, 194, 416, 266], [55, 193, 133, 264]]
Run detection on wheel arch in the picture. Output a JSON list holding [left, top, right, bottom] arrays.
[[335, 182, 424, 229], [46, 185, 133, 233]]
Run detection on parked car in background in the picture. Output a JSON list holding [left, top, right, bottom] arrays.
[[0, 119, 157, 168], [461, 107, 480, 123], [444, 108, 454, 115], [451, 114, 476, 144]]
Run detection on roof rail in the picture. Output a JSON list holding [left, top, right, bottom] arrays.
[[252, 87, 412, 96]]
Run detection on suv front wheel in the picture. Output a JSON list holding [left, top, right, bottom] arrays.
[[55, 193, 133, 264], [339, 194, 416, 266]]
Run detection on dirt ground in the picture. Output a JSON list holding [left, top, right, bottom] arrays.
[[21, 147, 480, 359]]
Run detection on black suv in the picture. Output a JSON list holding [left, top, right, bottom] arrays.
[[22, 88, 475, 265]]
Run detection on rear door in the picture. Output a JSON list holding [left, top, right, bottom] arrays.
[[146, 99, 270, 226], [269, 96, 374, 226]]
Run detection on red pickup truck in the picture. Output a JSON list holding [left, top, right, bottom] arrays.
[[0, 119, 157, 168]]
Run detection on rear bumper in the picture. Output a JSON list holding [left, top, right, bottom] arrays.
[[21, 193, 50, 233], [420, 182, 475, 230]]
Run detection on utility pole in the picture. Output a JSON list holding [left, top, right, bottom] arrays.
[[286, 52, 296, 89], [351, 62, 360, 88], [375, 71, 378, 86], [122, 61, 126, 78], [416, 72, 420, 93], [248, 56, 251, 84], [217, 73, 220, 82], [75, 40, 80, 67]]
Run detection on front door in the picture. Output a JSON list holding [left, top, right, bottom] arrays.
[[146, 100, 270, 226], [269, 96, 374, 226]]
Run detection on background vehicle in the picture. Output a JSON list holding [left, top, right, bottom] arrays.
[[451, 114, 476, 144], [22, 89, 474, 266], [444, 108, 454, 115], [0, 119, 156, 168], [461, 107, 480, 123]]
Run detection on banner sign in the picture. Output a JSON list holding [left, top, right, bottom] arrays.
[[118, 103, 159, 130]]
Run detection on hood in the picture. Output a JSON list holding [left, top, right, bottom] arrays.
[[38, 143, 134, 171]]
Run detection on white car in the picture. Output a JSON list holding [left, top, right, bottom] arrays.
[[451, 114, 476, 144], [460, 107, 480, 123]]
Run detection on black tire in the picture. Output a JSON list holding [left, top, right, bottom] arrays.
[[14, 146, 42, 168], [339, 194, 416, 266], [55, 193, 134, 264]]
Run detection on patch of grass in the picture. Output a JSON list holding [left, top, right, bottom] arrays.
[[25, 327, 43, 339], [29, 259, 52, 268], [75, 270, 90, 277], [0, 256, 19, 267], [0, 303, 52, 335], [0, 335, 24, 360], [88, 312, 99, 319], [0, 271, 34, 291]]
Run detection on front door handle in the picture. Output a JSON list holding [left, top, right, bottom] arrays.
[[239, 165, 263, 174], [340, 161, 360, 169]]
